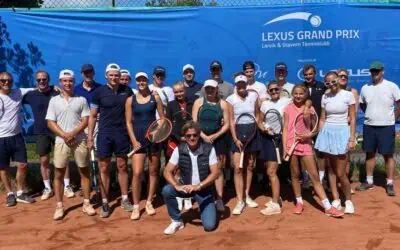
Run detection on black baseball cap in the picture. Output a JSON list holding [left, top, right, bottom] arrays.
[[243, 61, 255, 71], [275, 62, 288, 71], [153, 66, 166, 75], [210, 60, 222, 71], [81, 64, 94, 72]]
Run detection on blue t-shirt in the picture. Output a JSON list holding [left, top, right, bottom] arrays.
[[74, 81, 102, 106], [91, 84, 133, 134], [185, 81, 202, 103], [22, 86, 59, 135]]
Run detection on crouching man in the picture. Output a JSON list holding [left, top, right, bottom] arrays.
[[162, 121, 219, 235]]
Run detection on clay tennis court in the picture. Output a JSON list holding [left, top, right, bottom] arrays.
[[1, 179, 400, 250]]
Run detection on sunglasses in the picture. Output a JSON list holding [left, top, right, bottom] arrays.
[[370, 69, 381, 74], [156, 74, 165, 78], [339, 75, 348, 79], [325, 80, 338, 86], [36, 78, 48, 82], [185, 133, 199, 139], [268, 88, 280, 93], [0, 79, 12, 83], [183, 70, 194, 75]]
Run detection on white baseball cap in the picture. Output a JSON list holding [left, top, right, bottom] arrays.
[[182, 64, 195, 73], [120, 69, 131, 77], [59, 69, 74, 79], [105, 63, 120, 73], [235, 75, 248, 84], [203, 79, 218, 88], [135, 72, 148, 79]]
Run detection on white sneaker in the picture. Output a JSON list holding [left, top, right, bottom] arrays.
[[183, 198, 192, 210], [344, 200, 355, 214], [41, 188, 54, 201], [215, 199, 225, 212], [245, 195, 258, 208], [64, 185, 75, 198], [176, 197, 183, 211], [164, 221, 184, 235], [331, 199, 342, 210], [260, 202, 281, 216], [232, 202, 245, 215]]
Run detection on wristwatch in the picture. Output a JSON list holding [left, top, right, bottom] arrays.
[[198, 182, 204, 190]]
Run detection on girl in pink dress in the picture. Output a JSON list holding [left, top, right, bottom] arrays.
[[282, 85, 343, 218]]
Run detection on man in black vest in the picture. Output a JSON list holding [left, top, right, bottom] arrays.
[[162, 121, 219, 235]]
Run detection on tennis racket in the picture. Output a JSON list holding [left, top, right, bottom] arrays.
[[247, 88, 260, 99], [127, 118, 173, 157], [168, 109, 193, 155], [198, 105, 222, 136], [263, 109, 283, 164], [284, 111, 318, 161], [90, 149, 100, 202], [235, 113, 257, 168], [280, 88, 291, 98]]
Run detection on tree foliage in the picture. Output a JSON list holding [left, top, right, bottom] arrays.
[[0, 0, 43, 8], [145, 0, 217, 7]]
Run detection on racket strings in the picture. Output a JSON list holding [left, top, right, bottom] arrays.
[[294, 114, 317, 135], [264, 112, 282, 134], [148, 119, 172, 143], [236, 115, 256, 142]]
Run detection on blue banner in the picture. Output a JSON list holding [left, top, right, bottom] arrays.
[[1, 4, 400, 133]]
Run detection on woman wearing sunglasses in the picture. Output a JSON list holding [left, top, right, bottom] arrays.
[[315, 71, 356, 214], [257, 81, 291, 215]]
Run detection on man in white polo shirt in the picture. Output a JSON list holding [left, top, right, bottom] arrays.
[[0, 72, 36, 207], [46, 69, 95, 220], [356, 61, 400, 196]]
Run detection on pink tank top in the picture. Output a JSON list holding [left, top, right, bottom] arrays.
[[284, 103, 314, 156]]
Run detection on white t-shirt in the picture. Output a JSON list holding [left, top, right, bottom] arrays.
[[46, 94, 90, 143], [322, 90, 355, 125], [226, 91, 258, 124], [169, 145, 218, 185], [149, 84, 175, 107], [359, 79, 400, 126], [235, 81, 267, 98], [260, 97, 291, 116], [0, 88, 34, 138], [281, 82, 295, 96]]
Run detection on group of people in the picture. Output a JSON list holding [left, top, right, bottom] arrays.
[[0, 59, 398, 235]]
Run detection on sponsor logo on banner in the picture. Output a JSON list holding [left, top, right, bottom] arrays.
[[297, 68, 370, 81], [261, 12, 360, 49]]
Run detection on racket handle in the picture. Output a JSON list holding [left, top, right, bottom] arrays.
[[239, 152, 244, 168], [276, 148, 281, 164], [127, 149, 135, 158], [90, 149, 95, 161]]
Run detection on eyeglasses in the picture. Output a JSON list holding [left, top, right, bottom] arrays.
[[325, 80, 338, 86], [36, 78, 48, 82], [268, 88, 280, 93], [185, 133, 199, 139], [0, 79, 12, 83], [339, 75, 348, 79]]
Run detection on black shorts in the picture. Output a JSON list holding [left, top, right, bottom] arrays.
[[363, 124, 395, 155], [97, 133, 130, 158], [258, 133, 282, 162], [231, 124, 260, 153], [0, 134, 27, 168], [36, 135, 54, 156]]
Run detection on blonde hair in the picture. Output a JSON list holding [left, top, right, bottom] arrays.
[[292, 84, 309, 99]]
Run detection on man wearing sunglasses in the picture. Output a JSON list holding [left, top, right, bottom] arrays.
[[275, 62, 295, 96], [149, 66, 175, 118], [23, 71, 59, 200], [162, 121, 219, 235], [357, 61, 400, 196], [181, 64, 202, 103], [0, 72, 36, 207]]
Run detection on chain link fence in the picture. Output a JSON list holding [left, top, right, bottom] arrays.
[[40, 0, 400, 8]]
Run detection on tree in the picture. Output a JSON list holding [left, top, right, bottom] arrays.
[[0, 0, 43, 8], [145, 0, 216, 7]]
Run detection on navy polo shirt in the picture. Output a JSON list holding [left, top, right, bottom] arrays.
[[22, 86, 59, 135], [91, 84, 133, 134], [303, 80, 326, 117], [185, 81, 202, 103], [74, 81, 102, 106]]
